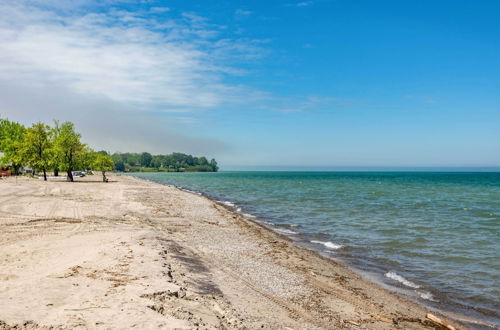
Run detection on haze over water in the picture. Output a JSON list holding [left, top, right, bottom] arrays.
[[130, 171, 499, 326]]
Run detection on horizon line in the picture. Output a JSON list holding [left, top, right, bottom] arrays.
[[219, 165, 500, 172]]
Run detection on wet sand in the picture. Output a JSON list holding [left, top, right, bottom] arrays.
[[0, 175, 464, 329]]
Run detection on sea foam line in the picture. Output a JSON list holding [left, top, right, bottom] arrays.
[[311, 240, 343, 250], [218, 200, 236, 207], [385, 272, 437, 301], [384, 271, 420, 289], [417, 291, 437, 301], [275, 228, 298, 235]]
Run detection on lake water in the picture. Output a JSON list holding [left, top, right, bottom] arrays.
[[128, 171, 499, 327]]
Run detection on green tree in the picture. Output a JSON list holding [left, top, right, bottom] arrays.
[[80, 146, 96, 171], [92, 152, 114, 182], [195, 156, 208, 166], [151, 155, 162, 169], [0, 118, 26, 175], [114, 159, 125, 171], [21, 122, 52, 181], [210, 158, 219, 172], [140, 152, 152, 167], [53, 122, 86, 182]]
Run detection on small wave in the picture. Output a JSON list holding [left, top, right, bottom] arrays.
[[275, 228, 298, 235], [311, 240, 343, 250], [222, 201, 236, 207], [418, 291, 437, 301], [236, 207, 242, 212], [243, 213, 256, 219], [384, 271, 420, 289]]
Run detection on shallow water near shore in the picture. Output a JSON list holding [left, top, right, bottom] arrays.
[[128, 171, 500, 327]]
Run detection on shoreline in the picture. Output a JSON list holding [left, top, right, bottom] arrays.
[[0, 174, 478, 329], [126, 174, 498, 329]]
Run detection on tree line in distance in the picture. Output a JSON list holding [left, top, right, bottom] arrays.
[[0, 118, 218, 182]]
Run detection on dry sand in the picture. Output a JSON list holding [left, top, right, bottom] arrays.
[[0, 175, 464, 329]]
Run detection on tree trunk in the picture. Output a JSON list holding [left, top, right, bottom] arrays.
[[54, 168, 59, 176], [102, 171, 107, 182], [43, 169, 47, 181], [67, 170, 73, 182]]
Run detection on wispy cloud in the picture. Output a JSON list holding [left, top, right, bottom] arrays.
[[0, 1, 271, 153], [256, 95, 352, 114], [286, 1, 315, 8], [235, 9, 253, 16], [149, 6, 170, 14], [0, 1, 265, 113]]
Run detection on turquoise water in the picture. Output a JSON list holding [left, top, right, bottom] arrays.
[[128, 171, 500, 326]]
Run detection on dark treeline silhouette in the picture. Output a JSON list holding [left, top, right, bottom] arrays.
[[111, 152, 218, 172]]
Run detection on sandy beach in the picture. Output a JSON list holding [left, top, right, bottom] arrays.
[[0, 175, 463, 329]]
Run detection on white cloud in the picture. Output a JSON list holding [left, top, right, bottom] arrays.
[[149, 7, 170, 13], [0, 2, 258, 111], [286, 1, 314, 8], [235, 9, 253, 16]]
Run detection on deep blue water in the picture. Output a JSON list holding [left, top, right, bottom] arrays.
[[128, 171, 500, 326]]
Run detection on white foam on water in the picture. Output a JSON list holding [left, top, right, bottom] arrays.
[[384, 271, 420, 289], [243, 213, 256, 219], [222, 201, 236, 207], [311, 240, 343, 250], [236, 207, 242, 212], [275, 228, 298, 235], [417, 291, 437, 301]]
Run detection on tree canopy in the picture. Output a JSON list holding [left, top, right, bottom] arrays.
[[20, 122, 52, 180], [0, 118, 27, 174], [92, 152, 114, 182], [52, 122, 87, 182]]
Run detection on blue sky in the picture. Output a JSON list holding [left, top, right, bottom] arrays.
[[0, 0, 499, 168]]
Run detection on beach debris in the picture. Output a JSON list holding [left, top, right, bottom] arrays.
[[371, 314, 394, 324], [344, 319, 360, 326], [426, 313, 457, 330]]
